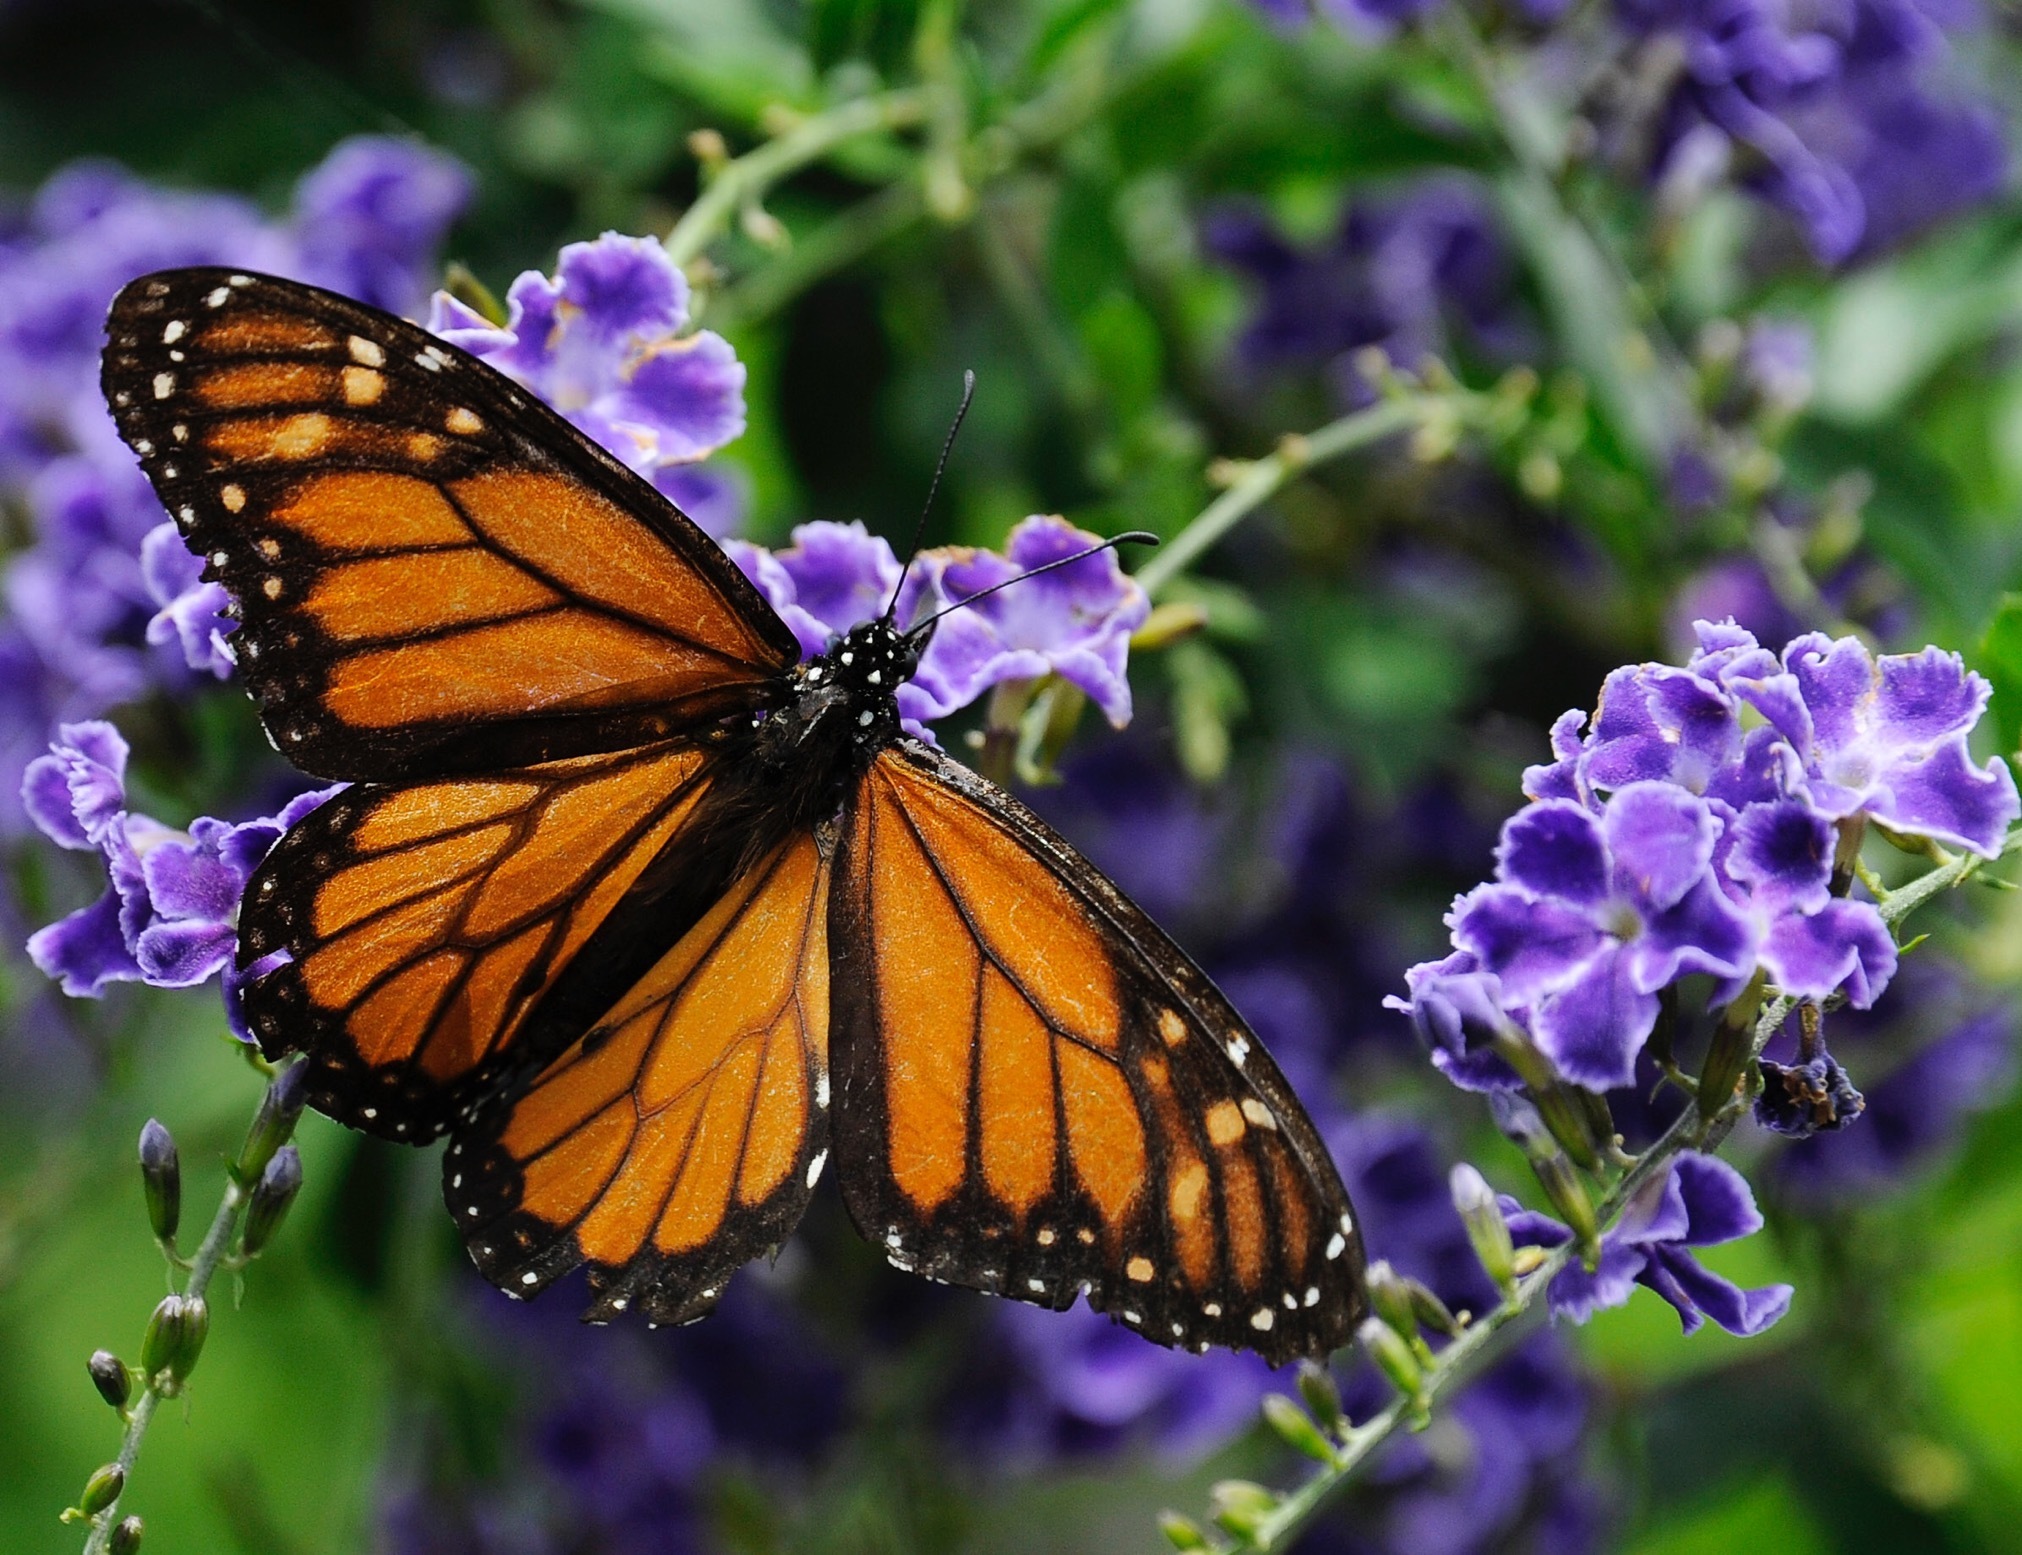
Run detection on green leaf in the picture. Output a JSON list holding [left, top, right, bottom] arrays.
[[1978, 593, 2022, 759]]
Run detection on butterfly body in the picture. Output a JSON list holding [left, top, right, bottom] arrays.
[[102, 266, 1366, 1363]]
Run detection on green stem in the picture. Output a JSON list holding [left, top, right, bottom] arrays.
[[81, 1166, 249, 1554], [712, 181, 926, 331], [1209, 989, 1796, 1553], [1135, 397, 1460, 597], [663, 88, 930, 269]]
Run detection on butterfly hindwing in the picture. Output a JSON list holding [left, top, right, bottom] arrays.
[[102, 268, 798, 782], [243, 743, 717, 1141], [445, 832, 834, 1325], [829, 742, 1366, 1364]]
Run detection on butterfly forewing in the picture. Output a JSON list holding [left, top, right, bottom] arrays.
[[242, 743, 718, 1140], [102, 268, 798, 782], [829, 742, 1366, 1364], [446, 832, 834, 1325]]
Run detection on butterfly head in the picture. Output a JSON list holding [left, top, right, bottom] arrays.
[[795, 617, 923, 740]]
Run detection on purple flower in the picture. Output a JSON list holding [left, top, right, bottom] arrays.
[[21, 720, 337, 1030], [723, 520, 901, 661], [427, 233, 745, 478], [727, 515, 1148, 732], [139, 522, 235, 679], [901, 515, 1150, 728], [1755, 1045, 1866, 1137], [1623, 0, 2007, 263], [1386, 951, 1525, 1093], [1205, 180, 1528, 406], [1510, 1152, 1793, 1336], [1450, 786, 1756, 1089], [289, 136, 472, 317], [1717, 796, 1896, 1004], [1714, 629, 2020, 855]]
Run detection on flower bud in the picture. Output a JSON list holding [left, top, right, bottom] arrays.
[[1261, 1393, 1337, 1463], [1157, 1512, 1211, 1551], [1702, 975, 1767, 1121], [237, 1061, 307, 1183], [1207, 1480, 1275, 1542], [1451, 1163, 1518, 1298], [79, 1463, 124, 1517], [88, 1350, 131, 1410], [1358, 1315, 1425, 1409], [1530, 1153, 1600, 1267], [140, 1294, 208, 1392], [1296, 1359, 1343, 1435], [1366, 1260, 1419, 1341], [241, 1145, 303, 1257], [110, 1515, 143, 1555], [137, 1120, 180, 1245], [1406, 1280, 1463, 1338]]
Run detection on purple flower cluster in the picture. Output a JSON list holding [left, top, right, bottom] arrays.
[[1620, 0, 2008, 264], [1506, 1151, 1793, 1335], [21, 720, 336, 1034], [1395, 621, 2017, 1094], [1205, 181, 1528, 406], [724, 514, 1149, 733], [1243, 0, 2007, 268], [428, 233, 748, 535], [0, 138, 468, 827]]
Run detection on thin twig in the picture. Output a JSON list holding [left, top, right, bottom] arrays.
[[1136, 397, 1463, 596], [663, 89, 931, 269], [81, 1170, 250, 1554]]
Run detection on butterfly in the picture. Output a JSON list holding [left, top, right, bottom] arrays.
[[101, 266, 1366, 1362]]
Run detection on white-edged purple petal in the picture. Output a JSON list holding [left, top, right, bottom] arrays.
[[133, 917, 237, 988], [1629, 876, 1759, 991], [1760, 898, 1896, 1005], [1602, 782, 1718, 912], [1449, 883, 1604, 1005], [1724, 797, 1832, 914], [26, 888, 141, 996], [1533, 943, 1657, 1091], [1876, 645, 1989, 743], [1496, 800, 1608, 905], [612, 330, 746, 463], [1871, 736, 2020, 857], [1641, 1247, 1792, 1336], [552, 231, 689, 342], [1520, 708, 1587, 803], [1543, 1241, 1649, 1325]]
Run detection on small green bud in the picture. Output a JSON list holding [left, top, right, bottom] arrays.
[[1366, 1260, 1419, 1340], [1701, 973, 1768, 1121], [140, 1294, 208, 1391], [241, 1145, 303, 1257], [1451, 1163, 1517, 1298], [1406, 1280, 1462, 1338], [1262, 1393, 1337, 1463], [1530, 1153, 1600, 1266], [137, 1120, 179, 1245], [88, 1350, 131, 1410], [110, 1514, 143, 1555], [1157, 1511, 1211, 1551], [1358, 1315, 1424, 1407], [237, 1060, 307, 1182], [1296, 1359, 1343, 1434], [80, 1463, 124, 1516], [1207, 1479, 1275, 1541]]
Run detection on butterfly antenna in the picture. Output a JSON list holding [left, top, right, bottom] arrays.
[[883, 369, 977, 623], [906, 531, 1159, 640]]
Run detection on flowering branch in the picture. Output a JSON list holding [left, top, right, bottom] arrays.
[[1166, 824, 2017, 1553], [663, 88, 930, 269], [1136, 372, 1530, 597], [70, 1061, 307, 1555]]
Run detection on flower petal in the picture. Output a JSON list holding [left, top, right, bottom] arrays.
[[1533, 943, 1657, 1090], [1603, 783, 1718, 912], [1760, 898, 1896, 1006], [1496, 801, 1608, 905], [1870, 736, 2020, 857], [1671, 1152, 1764, 1245], [26, 889, 141, 996], [1449, 883, 1604, 1004], [611, 330, 747, 464], [134, 917, 237, 988]]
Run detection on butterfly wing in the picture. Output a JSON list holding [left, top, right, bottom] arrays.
[[445, 831, 834, 1324], [243, 743, 724, 1140], [102, 268, 798, 781], [829, 741, 1365, 1364]]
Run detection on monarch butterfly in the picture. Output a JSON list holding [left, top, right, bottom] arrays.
[[101, 266, 1366, 1362]]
